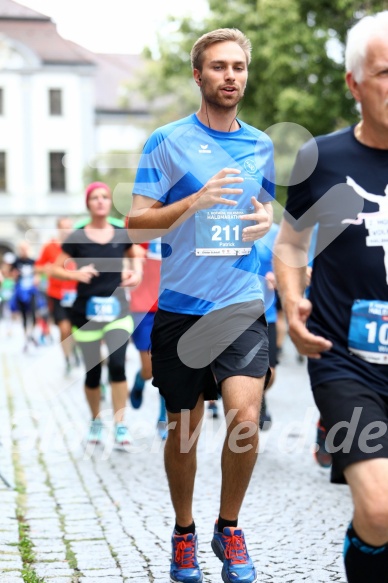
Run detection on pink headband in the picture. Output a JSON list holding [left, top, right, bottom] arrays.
[[85, 182, 111, 207]]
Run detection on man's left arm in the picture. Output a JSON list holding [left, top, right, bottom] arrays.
[[241, 198, 273, 242]]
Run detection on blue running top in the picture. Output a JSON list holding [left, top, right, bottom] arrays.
[[133, 114, 275, 315]]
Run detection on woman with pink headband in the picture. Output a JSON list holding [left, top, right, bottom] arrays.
[[53, 182, 143, 450]]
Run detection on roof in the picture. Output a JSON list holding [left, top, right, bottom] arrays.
[[0, 20, 96, 65], [0, 0, 49, 20], [93, 52, 145, 111], [0, 0, 94, 64], [0, 0, 147, 110]]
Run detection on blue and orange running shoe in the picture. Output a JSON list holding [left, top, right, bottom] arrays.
[[314, 418, 332, 468], [170, 531, 203, 583], [211, 522, 257, 583]]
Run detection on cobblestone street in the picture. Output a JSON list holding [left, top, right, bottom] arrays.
[[0, 323, 352, 582]]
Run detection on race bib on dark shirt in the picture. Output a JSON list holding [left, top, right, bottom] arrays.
[[60, 291, 77, 308], [348, 299, 388, 364], [86, 296, 121, 322]]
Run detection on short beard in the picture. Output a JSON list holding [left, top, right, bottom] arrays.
[[201, 86, 244, 111]]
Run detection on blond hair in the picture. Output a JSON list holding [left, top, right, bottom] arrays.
[[190, 28, 252, 71]]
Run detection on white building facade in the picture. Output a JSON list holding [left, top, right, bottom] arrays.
[[0, 0, 148, 256]]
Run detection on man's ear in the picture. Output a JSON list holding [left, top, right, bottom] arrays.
[[345, 71, 361, 103], [194, 69, 202, 87]]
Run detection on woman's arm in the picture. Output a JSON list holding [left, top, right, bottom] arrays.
[[121, 244, 144, 287], [52, 251, 98, 284]]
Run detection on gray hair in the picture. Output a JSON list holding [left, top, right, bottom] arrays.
[[190, 28, 252, 71], [345, 11, 388, 82]]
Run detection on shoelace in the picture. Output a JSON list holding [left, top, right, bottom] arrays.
[[224, 533, 248, 564], [175, 538, 197, 569]]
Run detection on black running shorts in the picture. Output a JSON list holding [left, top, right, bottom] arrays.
[[268, 322, 278, 369], [48, 297, 72, 325], [313, 379, 388, 484], [151, 300, 270, 413]]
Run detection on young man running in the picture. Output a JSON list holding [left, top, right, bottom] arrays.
[[128, 28, 274, 583]]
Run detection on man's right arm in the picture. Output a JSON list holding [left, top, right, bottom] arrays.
[[127, 167, 244, 243], [127, 195, 194, 243], [273, 219, 332, 358]]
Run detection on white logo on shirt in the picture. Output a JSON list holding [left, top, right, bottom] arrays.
[[244, 159, 257, 174], [342, 176, 388, 285], [199, 144, 212, 154]]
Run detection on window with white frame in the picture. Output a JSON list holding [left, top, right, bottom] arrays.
[[49, 89, 62, 115], [49, 152, 66, 192], [0, 152, 6, 191]]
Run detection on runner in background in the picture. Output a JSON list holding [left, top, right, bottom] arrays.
[[128, 237, 168, 439], [10, 241, 39, 352], [0, 252, 16, 335], [305, 224, 332, 468], [73, 215, 130, 397], [256, 222, 280, 430], [52, 182, 143, 449], [35, 217, 79, 374]]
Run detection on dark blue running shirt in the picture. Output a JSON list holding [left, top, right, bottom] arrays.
[[285, 125, 388, 394]]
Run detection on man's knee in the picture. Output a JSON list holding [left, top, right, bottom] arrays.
[[355, 495, 388, 538], [226, 405, 260, 431]]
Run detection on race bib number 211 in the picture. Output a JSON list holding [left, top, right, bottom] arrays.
[[195, 209, 255, 256]]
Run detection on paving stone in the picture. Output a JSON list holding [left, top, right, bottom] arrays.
[[32, 541, 68, 554], [71, 542, 111, 552], [0, 559, 23, 569], [79, 579, 124, 583], [80, 570, 122, 578], [65, 532, 105, 541], [0, 545, 20, 555], [0, 533, 18, 544], [76, 558, 117, 570], [34, 565, 74, 577], [34, 552, 68, 562]]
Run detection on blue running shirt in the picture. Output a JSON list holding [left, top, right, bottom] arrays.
[[133, 114, 275, 315]]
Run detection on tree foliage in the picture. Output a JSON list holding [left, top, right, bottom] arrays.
[[107, 0, 387, 210], [129, 0, 386, 136]]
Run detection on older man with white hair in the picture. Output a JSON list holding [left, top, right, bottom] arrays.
[[274, 10, 388, 583]]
